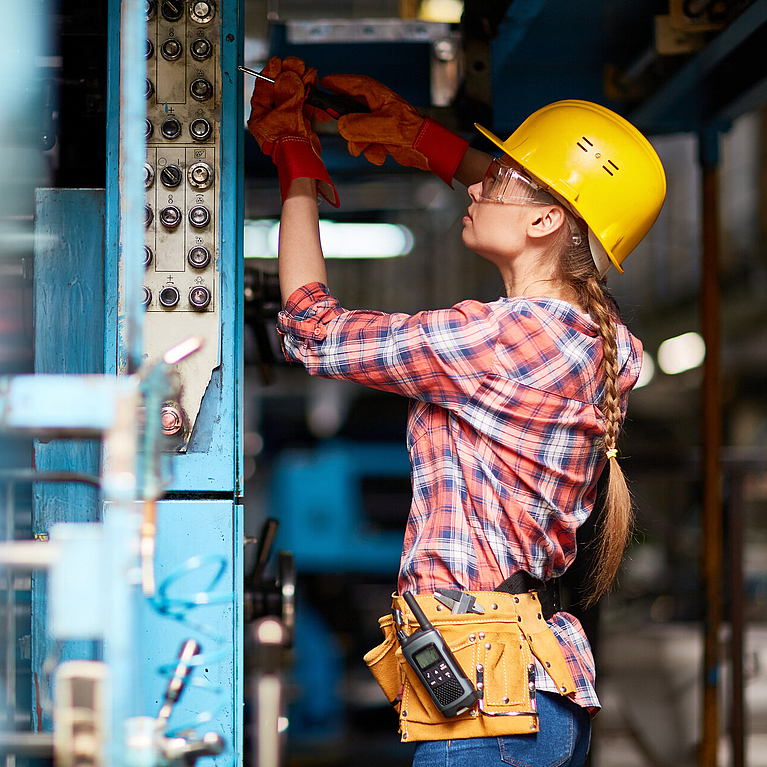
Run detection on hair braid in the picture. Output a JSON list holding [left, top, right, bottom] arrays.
[[581, 277, 633, 606], [554, 217, 634, 605]]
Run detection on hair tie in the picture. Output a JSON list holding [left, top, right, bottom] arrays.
[[605, 448, 618, 460]]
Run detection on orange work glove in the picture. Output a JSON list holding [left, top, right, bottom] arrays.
[[320, 74, 469, 187], [248, 57, 339, 207]]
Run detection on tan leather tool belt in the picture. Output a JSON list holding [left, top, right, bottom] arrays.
[[363, 590, 576, 743]]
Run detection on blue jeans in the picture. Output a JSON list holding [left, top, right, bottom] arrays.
[[412, 691, 591, 767]]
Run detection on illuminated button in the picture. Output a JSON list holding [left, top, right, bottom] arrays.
[[189, 285, 211, 310], [187, 162, 213, 190], [159, 205, 182, 228], [161, 0, 184, 22], [188, 206, 210, 228], [160, 403, 183, 435], [144, 206, 153, 228], [160, 38, 183, 61], [143, 246, 153, 267], [189, 118, 212, 142], [190, 78, 213, 101], [160, 118, 182, 140], [143, 163, 154, 189], [145, 39, 154, 59], [188, 246, 211, 269], [160, 164, 183, 188], [141, 286, 152, 306], [189, 0, 215, 23], [190, 38, 212, 61], [145, 119, 154, 139], [158, 285, 180, 308], [145, 78, 154, 100]]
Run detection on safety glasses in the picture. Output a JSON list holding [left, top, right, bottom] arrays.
[[480, 158, 558, 206], [481, 158, 585, 247]]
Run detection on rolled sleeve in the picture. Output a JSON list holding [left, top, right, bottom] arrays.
[[275, 282, 499, 409], [277, 282, 341, 342]]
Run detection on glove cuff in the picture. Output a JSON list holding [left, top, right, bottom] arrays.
[[272, 136, 340, 208], [413, 118, 470, 188]]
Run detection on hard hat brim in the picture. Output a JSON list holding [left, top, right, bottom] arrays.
[[474, 122, 623, 275]]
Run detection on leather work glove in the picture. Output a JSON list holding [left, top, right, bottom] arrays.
[[320, 74, 469, 187], [248, 56, 339, 207]]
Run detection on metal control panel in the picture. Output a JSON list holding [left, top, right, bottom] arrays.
[[142, 0, 221, 447]]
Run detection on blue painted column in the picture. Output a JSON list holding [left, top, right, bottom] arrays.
[[32, 188, 106, 730]]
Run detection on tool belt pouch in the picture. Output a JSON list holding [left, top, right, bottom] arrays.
[[363, 614, 403, 712], [366, 592, 576, 743]]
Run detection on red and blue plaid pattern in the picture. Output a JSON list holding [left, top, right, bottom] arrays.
[[278, 282, 642, 712]]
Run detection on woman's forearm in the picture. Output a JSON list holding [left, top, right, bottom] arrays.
[[278, 177, 328, 305], [454, 146, 493, 188]]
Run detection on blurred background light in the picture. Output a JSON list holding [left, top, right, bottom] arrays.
[[244, 219, 414, 259], [634, 351, 655, 389], [418, 0, 464, 22], [657, 331, 706, 375]]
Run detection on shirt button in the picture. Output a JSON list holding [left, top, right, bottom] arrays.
[[313, 328, 321, 335]]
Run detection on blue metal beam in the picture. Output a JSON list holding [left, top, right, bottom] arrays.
[[629, 0, 767, 129]]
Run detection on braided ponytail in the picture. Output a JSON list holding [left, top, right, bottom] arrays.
[[554, 216, 634, 605]]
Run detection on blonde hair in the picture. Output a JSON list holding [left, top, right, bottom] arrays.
[[555, 215, 634, 606]]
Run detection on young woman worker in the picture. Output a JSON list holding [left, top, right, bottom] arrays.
[[248, 57, 666, 766]]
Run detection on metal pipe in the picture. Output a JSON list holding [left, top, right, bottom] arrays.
[[4, 481, 16, 767], [727, 472, 745, 767], [0, 542, 58, 569], [119, 0, 147, 374], [698, 128, 724, 767], [0, 470, 101, 487], [0, 732, 54, 758]]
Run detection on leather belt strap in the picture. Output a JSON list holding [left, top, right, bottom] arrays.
[[495, 571, 561, 621]]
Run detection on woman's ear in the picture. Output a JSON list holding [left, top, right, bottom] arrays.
[[527, 205, 567, 239]]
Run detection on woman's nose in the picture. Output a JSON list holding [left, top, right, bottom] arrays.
[[468, 182, 482, 202]]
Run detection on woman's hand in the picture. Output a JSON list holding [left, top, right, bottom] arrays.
[[247, 57, 339, 207], [320, 74, 470, 187], [247, 56, 321, 155]]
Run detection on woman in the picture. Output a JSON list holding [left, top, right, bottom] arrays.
[[248, 57, 666, 766]]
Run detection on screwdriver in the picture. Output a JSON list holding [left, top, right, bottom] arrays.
[[239, 65, 370, 119]]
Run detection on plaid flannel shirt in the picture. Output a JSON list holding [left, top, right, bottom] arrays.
[[277, 282, 643, 712]]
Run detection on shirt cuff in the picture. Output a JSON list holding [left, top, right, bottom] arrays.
[[277, 282, 336, 342]]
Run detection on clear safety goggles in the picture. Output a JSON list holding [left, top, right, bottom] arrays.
[[480, 158, 558, 206], [481, 158, 585, 247]]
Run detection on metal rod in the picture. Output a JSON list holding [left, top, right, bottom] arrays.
[[699, 128, 724, 767], [727, 472, 745, 767], [0, 542, 57, 569], [5, 481, 16, 767], [238, 65, 274, 83], [0, 470, 101, 487], [0, 732, 54, 758]]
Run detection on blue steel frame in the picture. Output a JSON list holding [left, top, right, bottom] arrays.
[[104, 1, 244, 765]]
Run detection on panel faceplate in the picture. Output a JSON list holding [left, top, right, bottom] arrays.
[[142, 1, 222, 448]]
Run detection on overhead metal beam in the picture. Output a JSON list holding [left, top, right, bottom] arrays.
[[629, 0, 767, 129]]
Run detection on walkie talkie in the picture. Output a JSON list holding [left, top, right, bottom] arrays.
[[398, 592, 479, 718]]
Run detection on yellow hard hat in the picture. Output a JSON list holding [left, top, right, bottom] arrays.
[[475, 100, 666, 274]]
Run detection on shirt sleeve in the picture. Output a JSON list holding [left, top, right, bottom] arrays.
[[276, 282, 499, 409]]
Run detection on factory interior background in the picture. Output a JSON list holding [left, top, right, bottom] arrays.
[[2, 1, 767, 766]]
